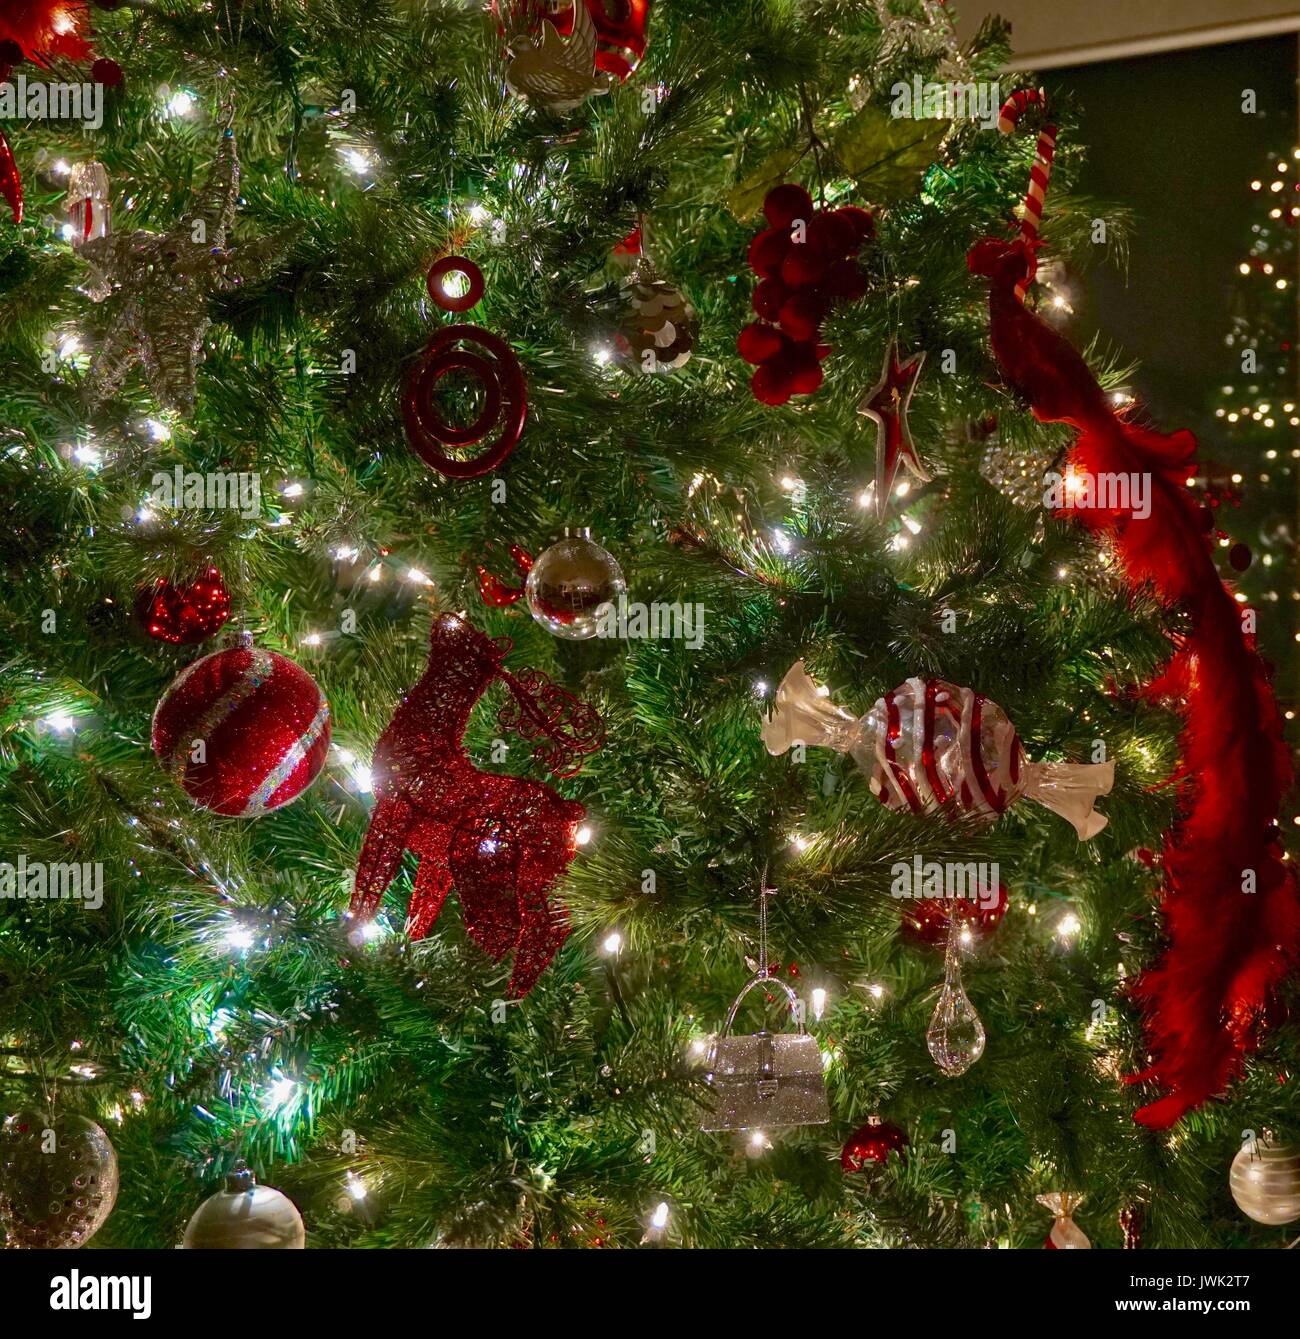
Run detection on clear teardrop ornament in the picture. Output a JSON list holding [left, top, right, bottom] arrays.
[[926, 916, 986, 1076]]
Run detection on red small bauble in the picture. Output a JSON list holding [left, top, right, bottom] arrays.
[[900, 883, 1009, 947], [91, 57, 123, 87], [780, 246, 829, 289], [152, 638, 331, 816], [752, 357, 795, 406], [763, 183, 814, 231], [807, 211, 854, 259], [752, 277, 790, 322], [1228, 541, 1251, 572], [820, 257, 868, 302], [787, 353, 824, 396], [135, 567, 231, 645], [841, 1117, 909, 1171], [736, 321, 782, 365], [778, 292, 827, 342], [747, 227, 789, 280], [833, 205, 876, 248]]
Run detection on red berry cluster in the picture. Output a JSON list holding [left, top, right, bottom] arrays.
[[737, 184, 875, 405]]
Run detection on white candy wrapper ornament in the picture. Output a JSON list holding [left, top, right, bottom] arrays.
[[1038, 1191, 1091, 1248], [65, 160, 111, 246], [761, 662, 1114, 839]]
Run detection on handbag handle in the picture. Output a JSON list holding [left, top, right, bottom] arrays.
[[716, 973, 806, 1041]]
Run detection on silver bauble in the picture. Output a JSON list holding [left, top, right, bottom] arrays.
[[183, 1161, 306, 1248], [525, 529, 625, 641], [0, 1110, 119, 1248], [1229, 1137, 1300, 1226]]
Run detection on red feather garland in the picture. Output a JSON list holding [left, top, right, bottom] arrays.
[[968, 236, 1300, 1128]]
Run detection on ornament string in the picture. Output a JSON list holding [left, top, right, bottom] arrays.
[[996, 87, 1057, 302]]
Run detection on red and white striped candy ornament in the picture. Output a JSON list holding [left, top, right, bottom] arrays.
[[152, 635, 331, 817], [997, 87, 1057, 302], [761, 662, 1113, 839]]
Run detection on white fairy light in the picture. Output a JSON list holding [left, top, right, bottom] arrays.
[[343, 148, 370, 175], [346, 1172, 368, 1201], [1056, 912, 1081, 942], [772, 528, 794, 554], [224, 924, 255, 951], [602, 930, 623, 956], [592, 346, 612, 365], [404, 567, 433, 586], [281, 480, 304, 498], [650, 1202, 669, 1230], [575, 824, 594, 846], [810, 987, 827, 1020], [43, 711, 77, 733], [165, 88, 195, 117]]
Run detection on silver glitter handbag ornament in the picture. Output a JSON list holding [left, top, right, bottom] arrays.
[[701, 884, 830, 1132]]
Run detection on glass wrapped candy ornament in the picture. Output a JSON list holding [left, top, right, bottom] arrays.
[[65, 159, 111, 246], [1038, 1191, 1091, 1249], [761, 661, 1114, 839]]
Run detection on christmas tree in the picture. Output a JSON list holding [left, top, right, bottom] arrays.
[[0, 0, 1297, 1258]]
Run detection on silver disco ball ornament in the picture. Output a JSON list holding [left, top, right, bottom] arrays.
[[525, 528, 625, 640], [0, 1110, 119, 1248]]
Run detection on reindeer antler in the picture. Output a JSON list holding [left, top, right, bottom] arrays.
[[497, 667, 605, 779]]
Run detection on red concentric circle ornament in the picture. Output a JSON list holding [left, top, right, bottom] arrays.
[[152, 636, 331, 817], [402, 323, 527, 479], [426, 255, 485, 313]]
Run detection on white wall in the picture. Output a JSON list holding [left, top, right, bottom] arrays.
[[953, 1, 1300, 67]]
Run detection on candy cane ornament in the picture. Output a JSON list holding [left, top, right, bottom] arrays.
[[997, 87, 1057, 302]]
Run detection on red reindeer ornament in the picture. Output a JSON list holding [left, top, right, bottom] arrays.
[[351, 614, 604, 996]]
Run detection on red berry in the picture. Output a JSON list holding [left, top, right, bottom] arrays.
[[788, 358, 824, 395], [834, 205, 876, 249], [820, 257, 868, 303], [737, 321, 783, 365], [763, 183, 814, 231], [747, 227, 790, 280], [778, 292, 828, 342], [752, 277, 790, 322], [752, 357, 795, 406], [1228, 542, 1252, 571], [92, 58, 124, 88], [781, 246, 829, 289], [807, 212, 855, 258]]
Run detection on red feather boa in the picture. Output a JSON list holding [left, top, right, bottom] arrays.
[[0, 1, 94, 63], [968, 236, 1300, 1127]]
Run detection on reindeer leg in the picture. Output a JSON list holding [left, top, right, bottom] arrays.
[[506, 848, 573, 998], [407, 824, 454, 939], [352, 792, 416, 920]]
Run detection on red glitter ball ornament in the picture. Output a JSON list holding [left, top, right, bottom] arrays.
[[899, 882, 1009, 948], [841, 1117, 909, 1172], [151, 635, 331, 817], [350, 613, 604, 996], [135, 566, 231, 645]]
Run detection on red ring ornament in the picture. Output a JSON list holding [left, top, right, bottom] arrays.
[[426, 255, 485, 313], [402, 324, 527, 478]]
